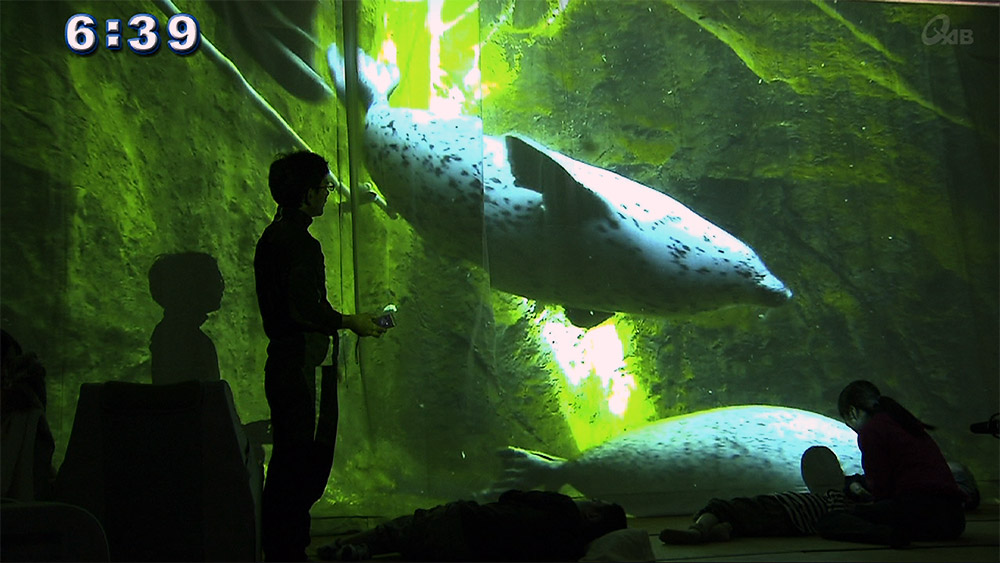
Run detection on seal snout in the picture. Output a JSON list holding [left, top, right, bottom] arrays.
[[759, 276, 793, 306]]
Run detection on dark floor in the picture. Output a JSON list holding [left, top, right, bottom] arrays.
[[309, 501, 1000, 562]]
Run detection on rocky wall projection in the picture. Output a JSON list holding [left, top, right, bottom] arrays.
[[1, 0, 996, 516]]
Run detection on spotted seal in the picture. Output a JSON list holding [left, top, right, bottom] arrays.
[[486, 405, 863, 516], [327, 46, 792, 325]]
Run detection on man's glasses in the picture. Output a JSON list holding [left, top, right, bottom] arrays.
[[318, 180, 337, 193]]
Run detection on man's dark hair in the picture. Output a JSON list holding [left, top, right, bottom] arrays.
[[268, 151, 329, 207]]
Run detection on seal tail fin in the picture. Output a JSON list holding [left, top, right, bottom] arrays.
[[486, 446, 569, 494], [326, 44, 400, 109]]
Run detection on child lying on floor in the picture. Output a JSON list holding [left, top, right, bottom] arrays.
[[661, 396, 978, 549], [659, 445, 854, 545]]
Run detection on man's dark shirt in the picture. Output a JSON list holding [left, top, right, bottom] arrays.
[[254, 206, 343, 341]]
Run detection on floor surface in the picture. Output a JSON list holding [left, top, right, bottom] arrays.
[[309, 501, 999, 562]]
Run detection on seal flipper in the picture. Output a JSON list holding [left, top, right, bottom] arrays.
[[490, 447, 568, 492], [506, 135, 611, 224], [326, 44, 400, 109]]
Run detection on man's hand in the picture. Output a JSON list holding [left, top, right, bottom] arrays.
[[344, 313, 388, 337]]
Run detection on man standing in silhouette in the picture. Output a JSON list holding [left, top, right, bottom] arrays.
[[254, 151, 386, 561]]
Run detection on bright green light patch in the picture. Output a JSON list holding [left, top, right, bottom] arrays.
[[539, 308, 657, 451], [424, 0, 479, 117], [542, 319, 630, 411]]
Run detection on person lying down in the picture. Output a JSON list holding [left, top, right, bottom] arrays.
[[317, 489, 627, 561]]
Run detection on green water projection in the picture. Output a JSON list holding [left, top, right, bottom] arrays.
[[1, 0, 996, 517]]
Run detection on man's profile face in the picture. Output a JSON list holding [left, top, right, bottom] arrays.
[[302, 176, 332, 217]]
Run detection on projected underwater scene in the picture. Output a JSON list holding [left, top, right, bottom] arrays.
[[1, 0, 996, 519]]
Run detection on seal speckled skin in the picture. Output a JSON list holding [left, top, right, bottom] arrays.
[[328, 46, 792, 321], [491, 405, 863, 517]]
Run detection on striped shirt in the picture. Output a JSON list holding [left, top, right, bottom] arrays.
[[771, 490, 849, 534]]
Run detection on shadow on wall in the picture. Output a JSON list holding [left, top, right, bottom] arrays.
[[148, 252, 225, 386], [147, 251, 272, 451]]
